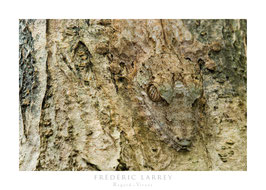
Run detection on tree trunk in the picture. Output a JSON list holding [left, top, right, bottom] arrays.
[[19, 19, 247, 171]]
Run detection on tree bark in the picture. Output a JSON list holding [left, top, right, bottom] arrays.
[[19, 19, 247, 171]]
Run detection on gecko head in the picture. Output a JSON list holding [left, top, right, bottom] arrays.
[[137, 54, 202, 151], [145, 79, 201, 151], [165, 81, 201, 150]]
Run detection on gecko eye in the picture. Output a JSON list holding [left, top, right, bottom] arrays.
[[147, 83, 162, 102]]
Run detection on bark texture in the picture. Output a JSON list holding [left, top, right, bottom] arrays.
[[19, 19, 247, 171]]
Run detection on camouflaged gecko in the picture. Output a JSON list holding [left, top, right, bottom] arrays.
[[135, 53, 203, 151], [108, 20, 215, 152]]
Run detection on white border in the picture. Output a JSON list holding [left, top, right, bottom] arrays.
[[1, 0, 266, 189]]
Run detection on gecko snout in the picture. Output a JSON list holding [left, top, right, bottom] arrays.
[[177, 139, 192, 150]]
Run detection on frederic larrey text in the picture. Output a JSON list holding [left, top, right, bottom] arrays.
[[94, 174, 172, 181]]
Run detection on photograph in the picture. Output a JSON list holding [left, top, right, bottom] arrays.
[[19, 19, 247, 171]]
